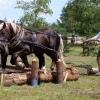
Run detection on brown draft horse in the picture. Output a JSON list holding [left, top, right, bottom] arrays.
[[0, 20, 65, 71]]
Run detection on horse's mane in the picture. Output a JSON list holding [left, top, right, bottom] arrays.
[[9, 22, 32, 34]]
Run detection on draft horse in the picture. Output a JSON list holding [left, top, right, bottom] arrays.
[[0, 20, 64, 70]]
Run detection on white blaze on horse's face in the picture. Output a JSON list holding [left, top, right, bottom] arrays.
[[0, 23, 4, 30]]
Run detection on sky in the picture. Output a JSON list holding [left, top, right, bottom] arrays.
[[0, 0, 68, 23]]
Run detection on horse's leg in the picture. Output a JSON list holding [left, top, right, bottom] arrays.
[[10, 55, 29, 67], [50, 60, 56, 70], [45, 49, 58, 70], [10, 55, 16, 65], [21, 55, 30, 68], [12, 53, 25, 68], [35, 53, 45, 69], [12, 45, 31, 68], [39, 55, 45, 69], [1, 53, 7, 72]]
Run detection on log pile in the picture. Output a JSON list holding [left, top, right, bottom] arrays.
[[0, 67, 79, 86], [74, 64, 99, 75], [0, 72, 31, 86], [0, 59, 80, 86]]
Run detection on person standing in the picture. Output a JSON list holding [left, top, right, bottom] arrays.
[[71, 32, 76, 45], [85, 32, 100, 75]]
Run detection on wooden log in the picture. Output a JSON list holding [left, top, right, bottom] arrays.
[[56, 59, 64, 84], [74, 65, 99, 75], [0, 72, 31, 86], [38, 70, 53, 82], [0, 66, 79, 86], [0, 74, 14, 86], [13, 73, 28, 85], [63, 67, 79, 81]]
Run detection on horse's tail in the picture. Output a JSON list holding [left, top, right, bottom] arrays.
[[58, 34, 66, 67]]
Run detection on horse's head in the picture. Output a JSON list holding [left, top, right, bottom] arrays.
[[0, 20, 8, 41], [0, 20, 15, 41], [0, 20, 6, 33]]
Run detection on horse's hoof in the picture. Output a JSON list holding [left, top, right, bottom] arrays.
[[50, 67, 56, 72], [16, 62, 25, 69], [50, 67, 54, 71], [41, 67, 47, 74]]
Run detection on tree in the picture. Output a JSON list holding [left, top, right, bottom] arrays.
[[16, 0, 52, 29], [51, 20, 66, 35], [60, 0, 100, 37]]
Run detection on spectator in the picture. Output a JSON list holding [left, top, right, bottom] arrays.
[[85, 32, 100, 75], [71, 32, 76, 45]]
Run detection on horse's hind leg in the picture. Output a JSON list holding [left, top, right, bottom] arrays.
[[21, 55, 29, 68], [45, 50, 58, 70], [50, 60, 56, 71], [11, 53, 25, 68], [35, 53, 45, 69], [10, 55, 29, 68], [10, 55, 16, 65], [39, 55, 45, 69], [11, 45, 31, 68]]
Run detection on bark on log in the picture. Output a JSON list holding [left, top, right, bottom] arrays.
[[0, 74, 14, 86], [63, 67, 79, 81], [38, 70, 53, 82], [13, 73, 28, 85]]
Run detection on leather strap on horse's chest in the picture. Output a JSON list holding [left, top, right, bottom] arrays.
[[10, 40, 21, 48], [9, 29, 24, 48]]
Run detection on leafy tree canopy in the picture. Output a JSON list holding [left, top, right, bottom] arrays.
[[16, 0, 52, 29], [60, 0, 100, 37]]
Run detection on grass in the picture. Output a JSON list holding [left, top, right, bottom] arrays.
[[0, 46, 100, 100], [65, 46, 97, 67]]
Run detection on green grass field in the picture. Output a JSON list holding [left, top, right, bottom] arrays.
[[0, 46, 100, 100]]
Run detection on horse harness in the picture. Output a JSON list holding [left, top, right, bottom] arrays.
[[21, 31, 57, 53], [0, 22, 58, 54], [9, 24, 25, 48]]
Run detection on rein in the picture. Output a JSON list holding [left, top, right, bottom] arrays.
[[21, 39, 56, 52]]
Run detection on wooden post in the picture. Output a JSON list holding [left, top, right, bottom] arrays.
[[31, 59, 38, 87], [56, 59, 64, 84]]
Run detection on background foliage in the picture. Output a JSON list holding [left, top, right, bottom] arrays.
[[60, 0, 100, 37], [16, 0, 52, 29], [16, 0, 100, 37]]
